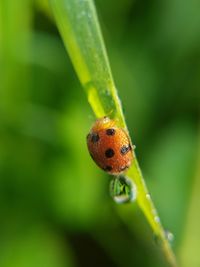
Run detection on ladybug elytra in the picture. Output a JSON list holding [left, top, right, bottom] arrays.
[[87, 117, 134, 175]]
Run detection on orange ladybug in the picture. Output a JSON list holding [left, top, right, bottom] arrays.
[[87, 117, 134, 175]]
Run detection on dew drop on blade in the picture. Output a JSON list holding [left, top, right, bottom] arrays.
[[154, 230, 174, 246], [146, 193, 151, 200], [110, 175, 137, 204], [165, 230, 174, 244], [154, 216, 160, 223]]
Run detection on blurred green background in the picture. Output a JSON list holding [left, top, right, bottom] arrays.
[[0, 0, 199, 266]]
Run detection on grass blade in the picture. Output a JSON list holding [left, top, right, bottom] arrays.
[[49, 0, 124, 124], [49, 0, 177, 266]]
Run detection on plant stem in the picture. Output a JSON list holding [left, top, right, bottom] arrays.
[[50, 0, 177, 266]]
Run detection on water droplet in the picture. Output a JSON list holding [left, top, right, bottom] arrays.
[[154, 216, 160, 223], [153, 230, 174, 246], [165, 230, 174, 243], [110, 175, 137, 204], [146, 193, 151, 200]]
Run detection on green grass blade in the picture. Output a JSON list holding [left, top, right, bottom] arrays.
[[49, 0, 124, 125], [49, 0, 177, 266]]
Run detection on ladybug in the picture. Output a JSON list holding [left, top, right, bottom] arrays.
[[87, 117, 134, 175]]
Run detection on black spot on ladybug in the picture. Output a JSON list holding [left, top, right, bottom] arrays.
[[120, 144, 131, 155], [104, 165, 112, 171], [105, 148, 115, 158], [106, 128, 115, 136], [91, 133, 100, 143]]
